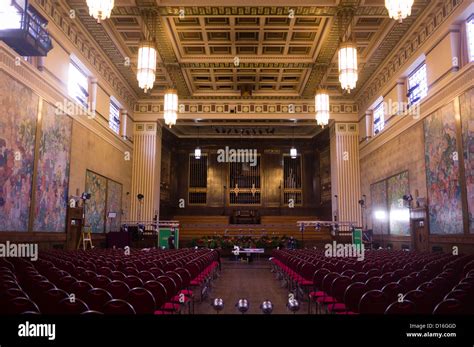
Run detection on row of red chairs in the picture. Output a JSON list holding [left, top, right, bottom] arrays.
[[0, 248, 220, 314], [271, 249, 474, 314]]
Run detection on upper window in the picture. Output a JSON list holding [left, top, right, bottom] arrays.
[[467, 16, 474, 62], [407, 63, 428, 105], [109, 98, 121, 134], [373, 102, 385, 135], [68, 62, 89, 107]]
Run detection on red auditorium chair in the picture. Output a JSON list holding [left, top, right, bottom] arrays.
[[0, 288, 29, 306], [358, 290, 390, 314], [149, 267, 164, 278], [56, 297, 90, 314], [366, 269, 382, 278], [123, 275, 144, 289], [327, 276, 352, 314], [342, 282, 367, 314], [308, 268, 330, 313], [397, 276, 418, 291], [443, 290, 473, 311], [5, 297, 40, 314], [385, 300, 416, 314], [70, 280, 94, 300], [433, 299, 464, 315], [454, 282, 474, 294], [315, 272, 339, 313], [110, 271, 127, 281], [417, 282, 445, 304], [144, 280, 168, 310], [341, 270, 356, 278], [351, 272, 368, 283], [105, 280, 130, 300], [91, 275, 112, 289], [81, 310, 104, 315], [403, 289, 433, 314], [124, 267, 139, 276], [156, 275, 181, 313], [127, 288, 156, 314], [85, 288, 113, 311], [102, 299, 136, 314], [97, 267, 113, 277], [138, 271, 155, 282], [36, 288, 70, 314], [57, 276, 78, 292], [381, 282, 405, 302], [365, 277, 384, 291], [30, 280, 57, 300]]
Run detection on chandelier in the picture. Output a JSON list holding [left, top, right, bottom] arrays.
[[315, 90, 330, 127], [338, 41, 358, 93], [385, 0, 414, 23], [136, 42, 157, 93], [86, 0, 114, 22], [164, 89, 178, 127]]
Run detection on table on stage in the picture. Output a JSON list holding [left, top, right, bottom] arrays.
[[233, 247, 265, 262]]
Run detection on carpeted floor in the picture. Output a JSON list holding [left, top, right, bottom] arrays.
[[194, 258, 309, 314]]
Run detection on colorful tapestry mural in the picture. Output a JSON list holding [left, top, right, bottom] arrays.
[[85, 171, 107, 233], [370, 180, 388, 235], [461, 87, 474, 233], [106, 180, 122, 232], [33, 102, 72, 232], [0, 72, 38, 231], [424, 102, 463, 234], [387, 171, 410, 235]]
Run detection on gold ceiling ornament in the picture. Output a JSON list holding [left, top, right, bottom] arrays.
[[315, 88, 330, 127], [337, 9, 358, 93], [86, 0, 114, 23], [164, 88, 178, 128], [385, 0, 414, 23]]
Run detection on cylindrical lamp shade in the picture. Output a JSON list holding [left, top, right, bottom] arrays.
[[385, 0, 414, 22], [194, 147, 201, 159], [86, 0, 114, 22], [137, 43, 157, 93], [164, 89, 178, 127], [315, 90, 330, 127], [338, 42, 358, 93], [290, 147, 297, 159]]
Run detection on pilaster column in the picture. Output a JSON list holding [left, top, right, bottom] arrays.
[[130, 122, 162, 222], [330, 123, 362, 226]]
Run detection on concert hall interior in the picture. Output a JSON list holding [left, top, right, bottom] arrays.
[[1, 0, 474, 319]]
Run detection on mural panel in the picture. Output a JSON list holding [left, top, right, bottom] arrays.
[[85, 170, 107, 233], [387, 171, 410, 235], [33, 102, 72, 232], [106, 179, 122, 232], [370, 180, 388, 235], [0, 72, 38, 231], [424, 102, 463, 234]]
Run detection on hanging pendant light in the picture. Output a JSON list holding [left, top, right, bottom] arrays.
[[137, 42, 157, 93], [195, 126, 201, 159], [164, 89, 178, 128], [315, 89, 330, 127], [290, 125, 297, 159], [385, 0, 414, 23], [86, 0, 114, 22], [290, 147, 297, 159], [338, 40, 358, 93]]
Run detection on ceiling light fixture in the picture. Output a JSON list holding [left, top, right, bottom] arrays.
[[338, 10, 358, 93], [137, 42, 157, 93], [315, 89, 330, 127], [164, 89, 178, 128], [86, 0, 114, 22], [385, 0, 414, 23]]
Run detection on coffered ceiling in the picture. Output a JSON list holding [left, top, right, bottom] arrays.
[[64, 0, 430, 101]]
